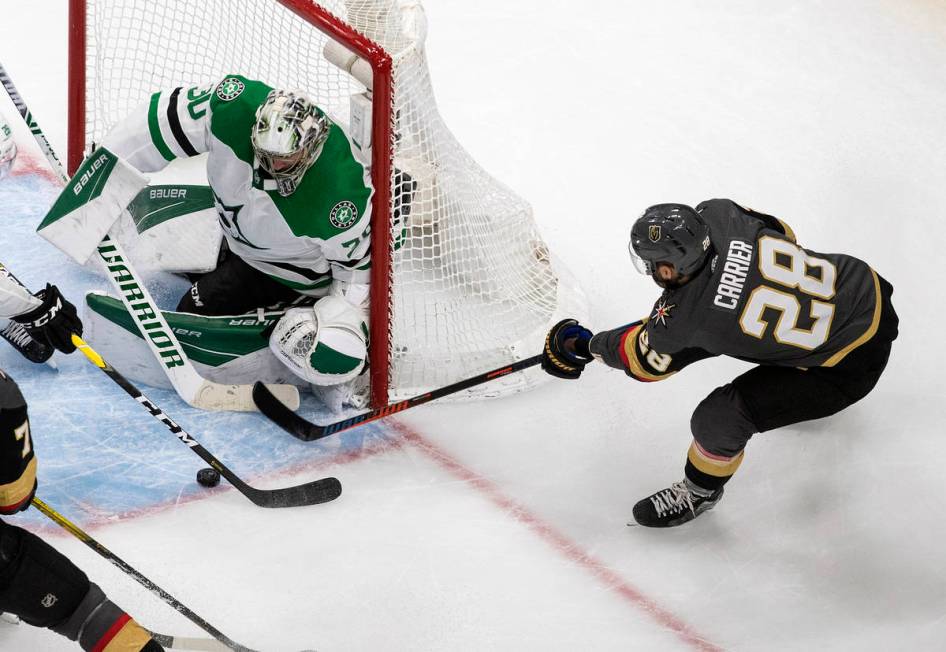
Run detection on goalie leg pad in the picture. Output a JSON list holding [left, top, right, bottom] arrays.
[[269, 296, 368, 386]]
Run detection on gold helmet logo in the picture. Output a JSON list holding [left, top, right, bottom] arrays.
[[648, 225, 662, 242]]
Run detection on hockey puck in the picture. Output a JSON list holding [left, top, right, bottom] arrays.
[[196, 467, 221, 488]]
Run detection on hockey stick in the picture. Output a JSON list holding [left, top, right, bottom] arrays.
[[72, 333, 342, 508], [31, 496, 260, 652], [0, 61, 299, 413], [0, 260, 339, 506], [254, 354, 543, 442]]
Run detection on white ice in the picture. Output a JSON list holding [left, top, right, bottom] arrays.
[[1, 1, 944, 650]]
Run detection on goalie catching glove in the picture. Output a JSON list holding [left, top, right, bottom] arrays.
[[12, 284, 83, 354], [269, 295, 368, 386], [542, 318, 594, 380]]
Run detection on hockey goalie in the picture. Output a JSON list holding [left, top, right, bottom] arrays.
[[40, 76, 374, 411]]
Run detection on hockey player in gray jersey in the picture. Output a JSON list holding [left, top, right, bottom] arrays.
[[541, 200, 898, 527], [99, 75, 374, 405]]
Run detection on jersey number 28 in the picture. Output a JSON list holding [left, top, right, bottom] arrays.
[[739, 237, 837, 350]]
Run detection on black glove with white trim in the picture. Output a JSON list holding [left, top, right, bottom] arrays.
[[12, 284, 83, 354]]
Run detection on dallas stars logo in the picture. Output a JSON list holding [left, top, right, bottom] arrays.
[[651, 299, 675, 327], [330, 201, 358, 228], [212, 191, 268, 250], [216, 77, 245, 101]]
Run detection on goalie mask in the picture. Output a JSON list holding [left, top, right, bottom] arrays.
[[251, 89, 330, 196], [629, 203, 712, 279]]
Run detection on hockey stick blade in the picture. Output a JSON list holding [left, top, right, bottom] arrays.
[[73, 335, 341, 508], [234, 471, 342, 509], [254, 354, 543, 442]]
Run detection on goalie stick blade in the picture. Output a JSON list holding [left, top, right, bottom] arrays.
[[241, 475, 342, 508]]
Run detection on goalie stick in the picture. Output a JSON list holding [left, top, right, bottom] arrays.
[[0, 61, 300, 413], [254, 354, 543, 442]]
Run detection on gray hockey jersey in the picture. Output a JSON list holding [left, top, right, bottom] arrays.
[[590, 199, 892, 381]]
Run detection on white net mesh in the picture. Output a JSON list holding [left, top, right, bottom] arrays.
[[78, 0, 587, 401]]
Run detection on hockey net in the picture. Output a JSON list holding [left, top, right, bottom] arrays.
[[69, 0, 587, 407]]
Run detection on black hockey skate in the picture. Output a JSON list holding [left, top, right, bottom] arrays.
[[631, 480, 723, 528], [0, 321, 53, 363]]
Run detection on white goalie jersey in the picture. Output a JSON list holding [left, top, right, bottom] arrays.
[[101, 74, 374, 299]]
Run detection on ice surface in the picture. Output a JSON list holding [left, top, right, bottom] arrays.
[[1, 1, 944, 650]]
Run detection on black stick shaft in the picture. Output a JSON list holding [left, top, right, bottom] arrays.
[[328, 355, 543, 435], [32, 497, 256, 652], [255, 355, 542, 442]]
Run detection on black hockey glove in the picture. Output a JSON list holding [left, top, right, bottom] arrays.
[[542, 318, 594, 380], [12, 284, 83, 354]]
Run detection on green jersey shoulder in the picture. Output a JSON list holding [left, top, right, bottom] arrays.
[[202, 75, 370, 240], [270, 124, 372, 240], [205, 75, 274, 163]]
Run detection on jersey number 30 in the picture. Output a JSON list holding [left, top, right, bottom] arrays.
[[739, 237, 837, 350]]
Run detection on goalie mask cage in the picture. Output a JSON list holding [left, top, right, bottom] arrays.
[[68, 0, 587, 408]]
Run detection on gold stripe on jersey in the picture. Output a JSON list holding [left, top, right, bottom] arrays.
[[100, 617, 154, 652], [687, 440, 745, 478], [777, 219, 797, 244], [621, 325, 675, 382], [821, 268, 882, 368], [0, 456, 36, 512]]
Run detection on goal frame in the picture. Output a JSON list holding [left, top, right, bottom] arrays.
[[67, 0, 396, 408]]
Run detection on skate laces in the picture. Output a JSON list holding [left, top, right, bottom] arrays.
[[650, 481, 695, 517], [1, 322, 33, 348]]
